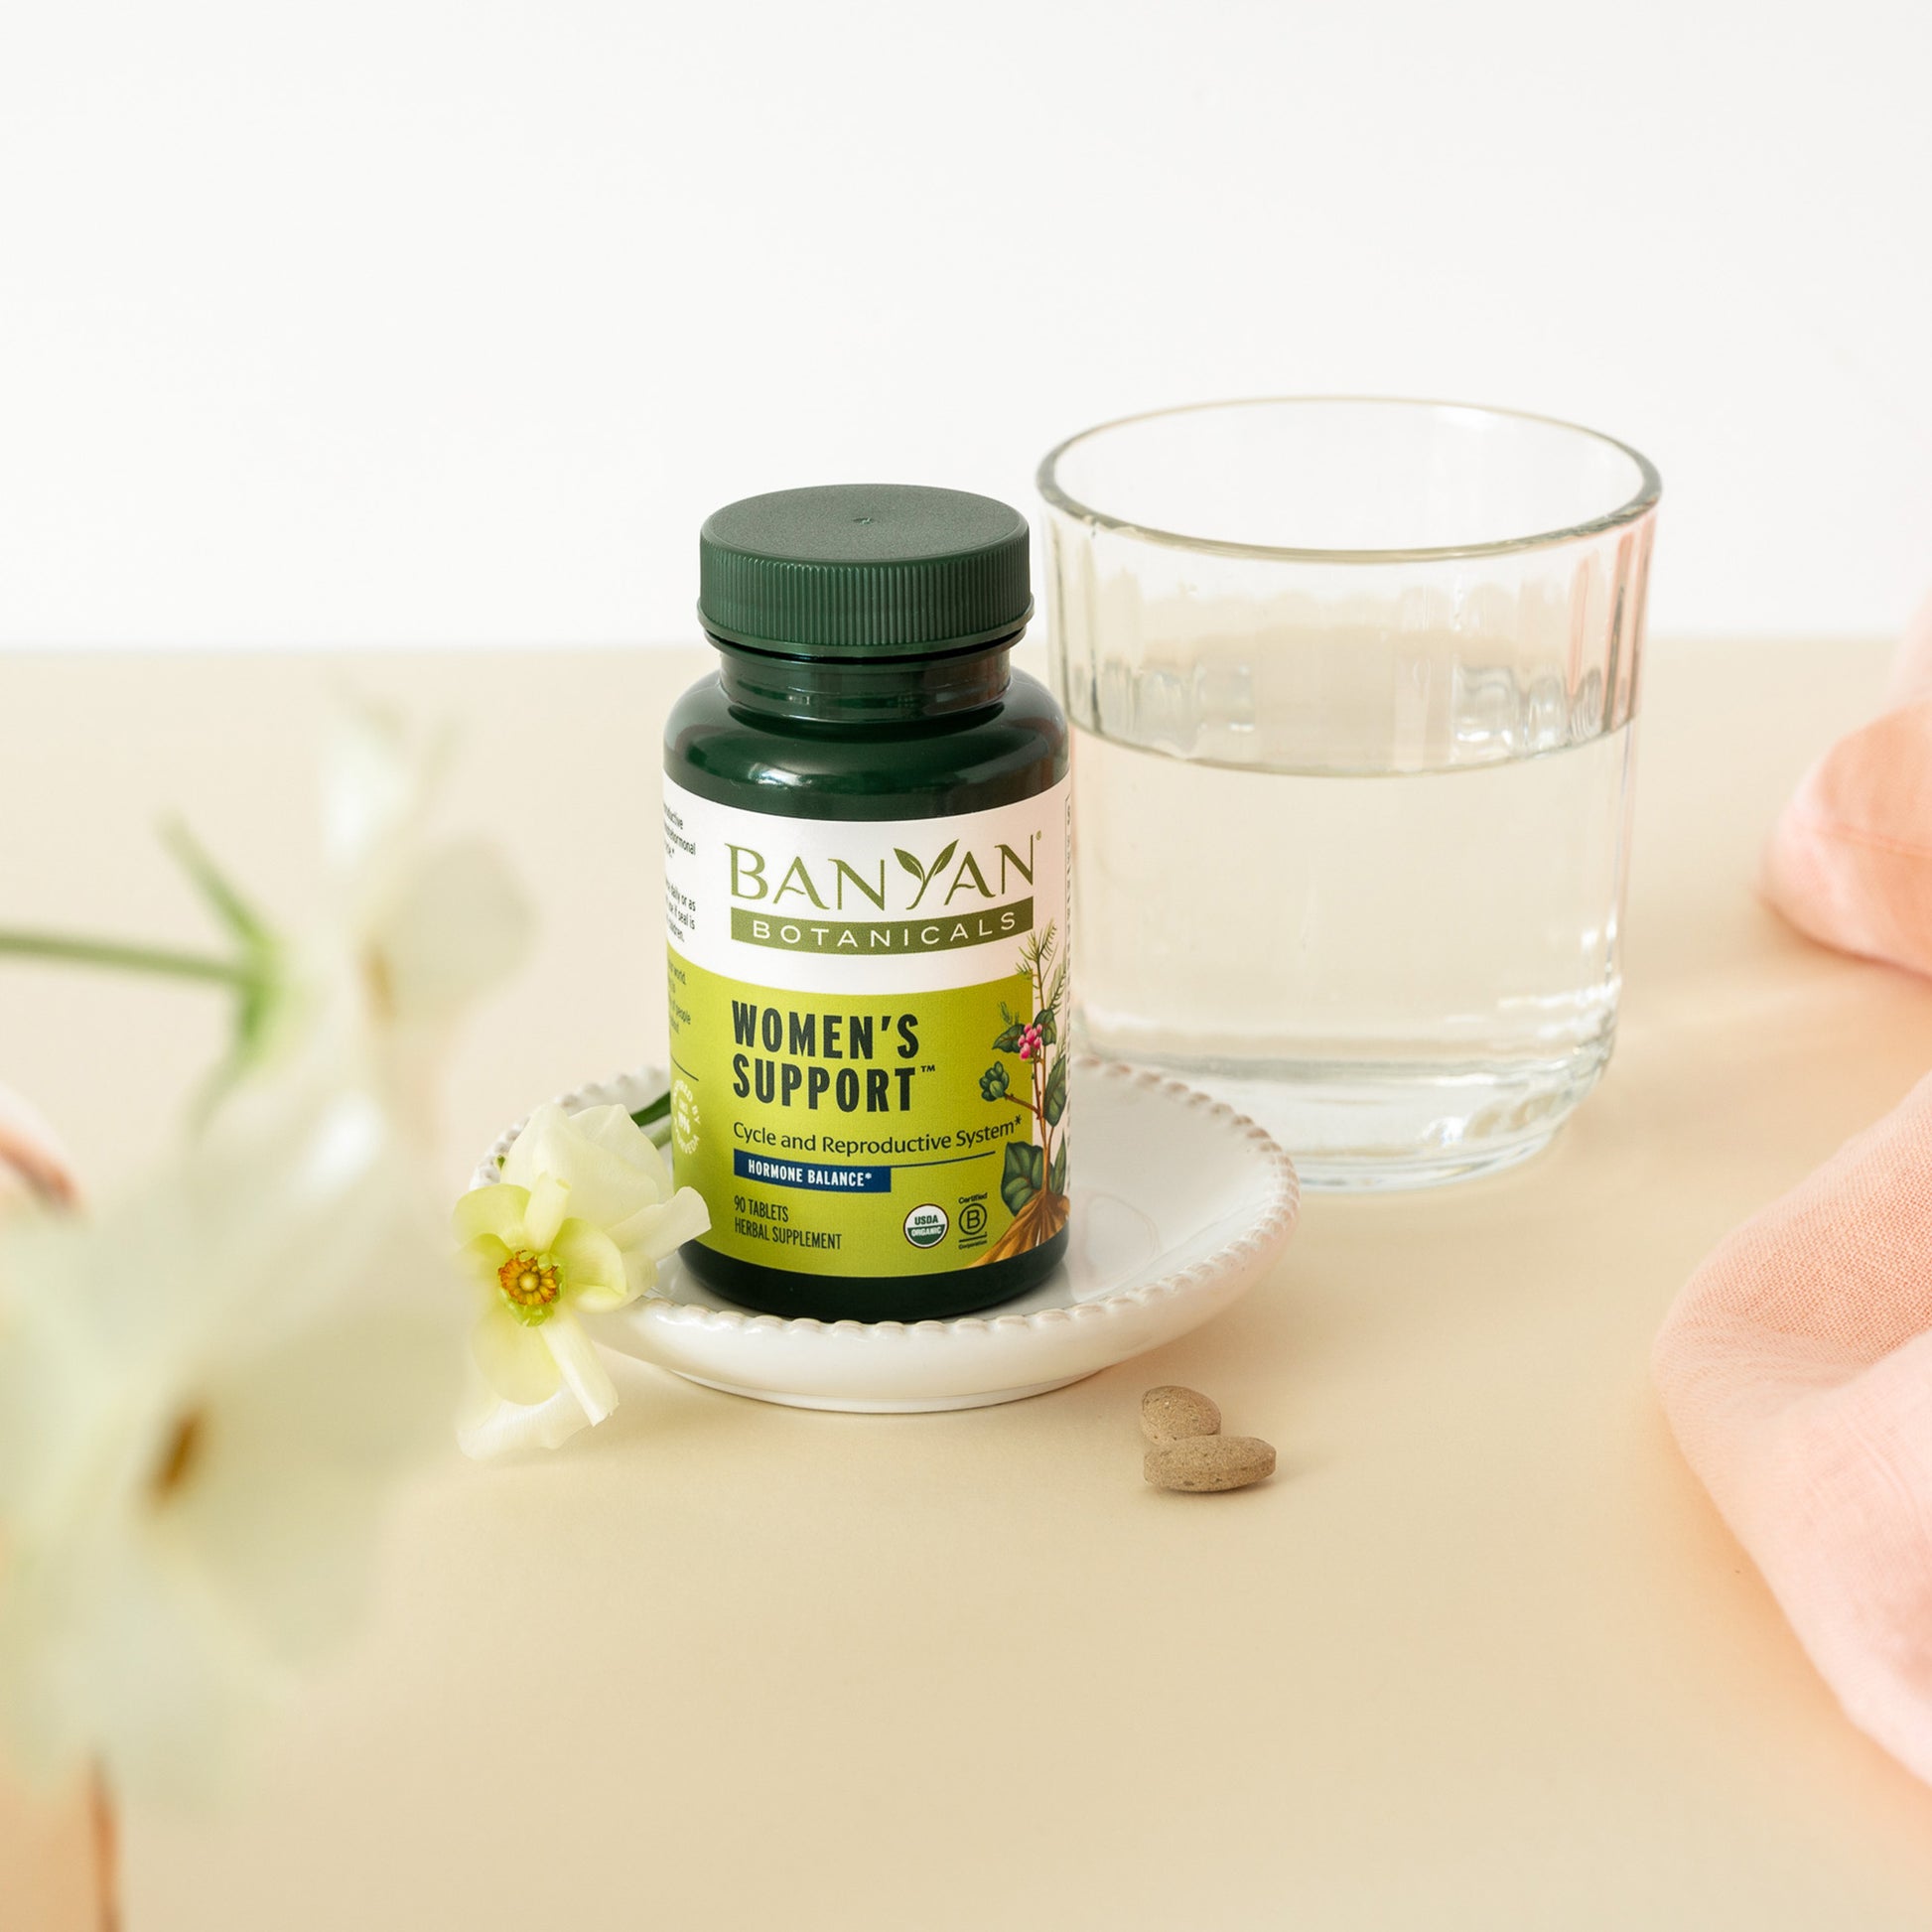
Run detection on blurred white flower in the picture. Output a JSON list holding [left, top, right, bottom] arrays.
[[224, 701, 532, 1151], [453, 1103, 707, 1456], [0, 1086, 460, 1804], [0, 696, 536, 1831]]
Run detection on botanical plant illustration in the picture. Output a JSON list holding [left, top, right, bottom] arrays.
[[975, 920, 1069, 1263]]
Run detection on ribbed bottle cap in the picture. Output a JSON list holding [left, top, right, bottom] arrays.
[[698, 483, 1033, 657]]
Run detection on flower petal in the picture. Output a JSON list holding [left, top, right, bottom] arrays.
[[179, 1291, 461, 1653], [540, 1307, 618, 1425], [521, 1172, 570, 1253], [457, 1233, 512, 1294], [611, 1186, 711, 1264], [366, 836, 532, 1023], [452, 1183, 528, 1248], [455, 1363, 594, 1459], [471, 1305, 561, 1406], [500, 1103, 661, 1229], [551, 1219, 631, 1312], [570, 1104, 674, 1197], [0, 1522, 273, 1802], [322, 700, 436, 875]]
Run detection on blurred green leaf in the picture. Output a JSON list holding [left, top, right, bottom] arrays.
[[159, 818, 274, 947]]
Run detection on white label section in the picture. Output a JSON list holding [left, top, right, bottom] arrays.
[[663, 775, 1071, 998]]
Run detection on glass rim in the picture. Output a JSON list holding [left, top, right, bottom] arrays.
[[1035, 395, 1663, 566]]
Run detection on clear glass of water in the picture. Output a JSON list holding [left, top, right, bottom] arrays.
[[1037, 397, 1661, 1189]]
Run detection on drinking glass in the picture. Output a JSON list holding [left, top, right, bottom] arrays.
[[1037, 397, 1661, 1188]]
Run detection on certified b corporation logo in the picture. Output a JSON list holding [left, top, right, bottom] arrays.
[[902, 1203, 949, 1249]]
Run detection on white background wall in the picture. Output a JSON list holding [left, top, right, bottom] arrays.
[[1, 0, 1927, 649]]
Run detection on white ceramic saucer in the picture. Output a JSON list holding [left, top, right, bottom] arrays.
[[476, 1059, 1298, 1413]]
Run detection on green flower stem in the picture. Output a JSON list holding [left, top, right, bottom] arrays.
[[0, 928, 256, 987]]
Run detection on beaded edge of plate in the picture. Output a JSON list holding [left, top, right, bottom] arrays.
[[474, 1058, 1299, 1342]]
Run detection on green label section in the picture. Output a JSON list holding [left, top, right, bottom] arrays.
[[730, 898, 1033, 956], [666, 943, 1071, 1279]]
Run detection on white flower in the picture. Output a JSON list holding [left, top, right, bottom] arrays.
[[0, 698, 534, 1812], [220, 700, 532, 1154], [323, 706, 530, 1121], [453, 1103, 708, 1455], [0, 1087, 460, 1804]]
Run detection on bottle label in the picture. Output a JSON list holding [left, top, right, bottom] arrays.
[[664, 776, 1072, 1278]]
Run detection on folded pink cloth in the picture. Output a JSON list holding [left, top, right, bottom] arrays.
[[1760, 596, 1932, 977], [1655, 610, 1932, 1782], [1654, 1076, 1932, 1782]]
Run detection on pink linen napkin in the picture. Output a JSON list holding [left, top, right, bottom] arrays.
[[1654, 1077, 1932, 1782], [1654, 608, 1932, 1783], [1759, 596, 1932, 978]]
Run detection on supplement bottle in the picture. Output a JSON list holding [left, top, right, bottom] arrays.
[[663, 484, 1071, 1321]]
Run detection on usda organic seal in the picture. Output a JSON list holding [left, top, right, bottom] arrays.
[[902, 1203, 949, 1250]]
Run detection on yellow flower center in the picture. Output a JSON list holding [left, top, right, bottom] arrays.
[[498, 1248, 562, 1325]]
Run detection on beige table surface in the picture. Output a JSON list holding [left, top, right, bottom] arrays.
[[6, 637, 1932, 1930]]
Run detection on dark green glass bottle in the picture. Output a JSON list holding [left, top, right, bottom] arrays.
[[663, 484, 1071, 1322]]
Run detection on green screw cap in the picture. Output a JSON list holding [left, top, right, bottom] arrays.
[[698, 483, 1033, 657]]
